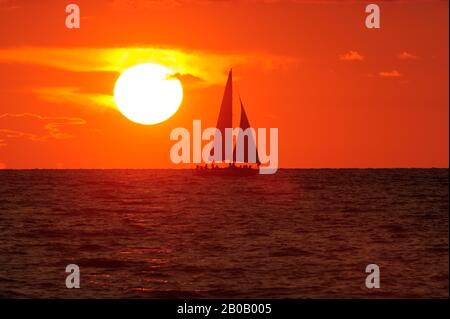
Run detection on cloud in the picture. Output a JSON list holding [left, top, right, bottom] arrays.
[[0, 47, 297, 85], [0, 47, 298, 110], [0, 113, 86, 148], [397, 51, 420, 60], [339, 51, 364, 61], [379, 70, 403, 77], [32, 87, 116, 110]]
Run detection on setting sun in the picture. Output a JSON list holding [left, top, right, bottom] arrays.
[[113, 63, 183, 125]]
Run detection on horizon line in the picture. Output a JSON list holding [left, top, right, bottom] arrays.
[[0, 167, 448, 170]]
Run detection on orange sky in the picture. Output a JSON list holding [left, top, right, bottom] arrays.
[[0, 0, 448, 169]]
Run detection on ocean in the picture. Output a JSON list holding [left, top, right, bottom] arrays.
[[0, 169, 448, 298]]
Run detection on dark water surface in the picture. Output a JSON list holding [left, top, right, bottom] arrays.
[[0, 169, 448, 298]]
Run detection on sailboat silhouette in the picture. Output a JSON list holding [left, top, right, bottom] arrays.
[[196, 69, 260, 176]]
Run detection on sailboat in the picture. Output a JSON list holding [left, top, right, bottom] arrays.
[[195, 69, 260, 176]]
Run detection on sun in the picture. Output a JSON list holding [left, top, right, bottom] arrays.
[[113, 63, 183, 125]]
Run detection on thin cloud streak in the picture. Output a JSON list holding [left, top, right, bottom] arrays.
[[339, 51, 364, 61], [0, 113, 87, 147], [398, 51, 420, 60], [379, 70, 403, 77], [32, 87, 116, 110]]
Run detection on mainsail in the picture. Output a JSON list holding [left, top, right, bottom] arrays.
[[211, 69, 233, 161]]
